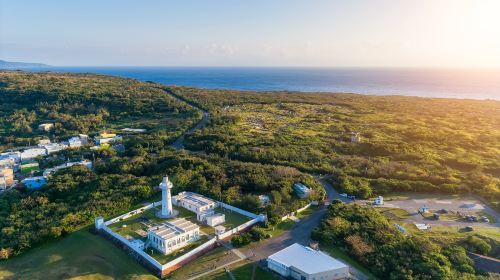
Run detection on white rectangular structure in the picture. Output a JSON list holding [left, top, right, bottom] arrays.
[[267, 243, 349, 280], [148, 218, 200, 255], [172, 192, 217, 222], [206, 213, 225, 226], [41, 143, 68, 154], [20, 148, 47, 161]]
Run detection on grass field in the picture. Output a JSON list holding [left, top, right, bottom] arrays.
[[169, 247, 236, 280], [377, 207, 411, 221], [208, 261, 277, 280], [0, 229, 157, 280]]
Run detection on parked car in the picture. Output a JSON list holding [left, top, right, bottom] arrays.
[[348, 195, 356, 200], [339, 193, 348, 198]]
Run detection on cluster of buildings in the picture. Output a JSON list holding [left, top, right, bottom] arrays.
[[0, 134, 93, 190], [172, 191, 225, 226]]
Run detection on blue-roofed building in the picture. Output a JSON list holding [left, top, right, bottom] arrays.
[[22, 176, 47, 189], [293, 183, 311, 199]]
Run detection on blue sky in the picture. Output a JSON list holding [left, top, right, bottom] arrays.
[[1, 0, 500, 67]]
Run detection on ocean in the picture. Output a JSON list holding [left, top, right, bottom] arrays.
[[10, 67, 500, 100]]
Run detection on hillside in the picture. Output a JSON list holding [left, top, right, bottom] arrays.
[[173, 87, 500, 209], [0, 71, 202, 149], [0, 60, 48, 68]]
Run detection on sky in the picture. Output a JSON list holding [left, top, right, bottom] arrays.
[[1, 0, 500, 67]]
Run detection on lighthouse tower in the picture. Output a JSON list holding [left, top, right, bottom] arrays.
[[157, 175, 178, 218]]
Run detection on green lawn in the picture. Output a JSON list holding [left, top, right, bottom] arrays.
[[203, 261, 276, 280], [262, 220, 295, 238], [215, 208, 253, 229], [0, 229, 157, 280], [169, 247, 234, 280], [377, 207, 411, 221]]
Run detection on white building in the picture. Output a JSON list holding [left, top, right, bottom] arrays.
[[43, 160, 93, 177], [0, 152, 21, 164], [20, 148, 47, 161], [214, 225, 226, 235], [206, 213, 225, 226], [94, 133, 123, 145], [147, 218, 200, 255], [293, 183, 311, 199], [267, 243, 350, 280], [67, 134, 89, 148], [172, 191, 218, 222], [40, 143, 68, 154], [374, 196, 384, 205]]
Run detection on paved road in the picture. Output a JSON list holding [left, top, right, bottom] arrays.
[[171, 111, 210, 150]]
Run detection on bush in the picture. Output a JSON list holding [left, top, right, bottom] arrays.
[[464, 236, 491, 255]]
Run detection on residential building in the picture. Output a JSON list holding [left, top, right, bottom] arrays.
[[267, 243, 350, 280], [293, 183, 311, 199], [40, 143, 68, 154], [67, 134, 89, 148], [94, 132, 123, 145], [0, 152, 21, 164], [0, 156, 16, 167], [20, 148, 46, 161], [206, 213, 225, 226], [38, 123, 54, 131], [172, 191, 218, 222], [22, 176, 47, 189], [214, 225, 226, 235], [374, 196, 384, 205], [147, 218, 200, 255], [0, 166, 14, 189]]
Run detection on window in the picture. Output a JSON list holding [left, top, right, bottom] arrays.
[[182, 236, 185, 242]]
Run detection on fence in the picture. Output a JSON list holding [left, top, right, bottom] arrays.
[[281, 201, 317, 221], [219, 202, 260, 219], [101, 224, 163, 270], [98, 196, 265, 278]]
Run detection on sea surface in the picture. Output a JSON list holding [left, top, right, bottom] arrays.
[[8, 66, 500, 100]]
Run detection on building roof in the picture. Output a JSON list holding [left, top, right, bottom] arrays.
[[175, 192, 216, 209], [268, 243, 348, 274], [293, 183, 310, 194], [149, 218, 199, 240]]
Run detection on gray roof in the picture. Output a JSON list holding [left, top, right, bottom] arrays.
[[149, 218, 199, 240]]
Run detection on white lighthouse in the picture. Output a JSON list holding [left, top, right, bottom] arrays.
[[157, 175, 178, 218]]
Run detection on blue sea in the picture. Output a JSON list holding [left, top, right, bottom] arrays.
[[11, 67, 500, 100]]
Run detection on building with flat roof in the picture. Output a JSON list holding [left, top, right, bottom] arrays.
[[147, 218, 200, 255], [173, 191, 218, 222], [267, 243, 350, 280], [94, 132, 123, 145], [293, 183, 311, 199], [40, 143, 69, 154], [0, 166, 14, 189], [206, 213, 225, 226], [20, 148, 46, 161]]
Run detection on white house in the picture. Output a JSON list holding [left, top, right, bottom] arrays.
[[147, 218, 200, 255], [206, 213, 225, 226], [0, 152, 21, 164], [267, 243, 350, 280], [94, 133, 123, 145], [40, 143, 68, 154], [20, 148, 47, 161], [172, 191, 218, 222], [214, 225, 226, 235], [293, 183, 311, 199], [38, 139, 51, 145]]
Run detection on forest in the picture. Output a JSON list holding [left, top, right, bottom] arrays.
[[313, 202, 498, 280], [172, 87, 500, 209], [0, 71, 201, 149]]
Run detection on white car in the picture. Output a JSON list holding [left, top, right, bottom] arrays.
[[339, 193, 348, 197]]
